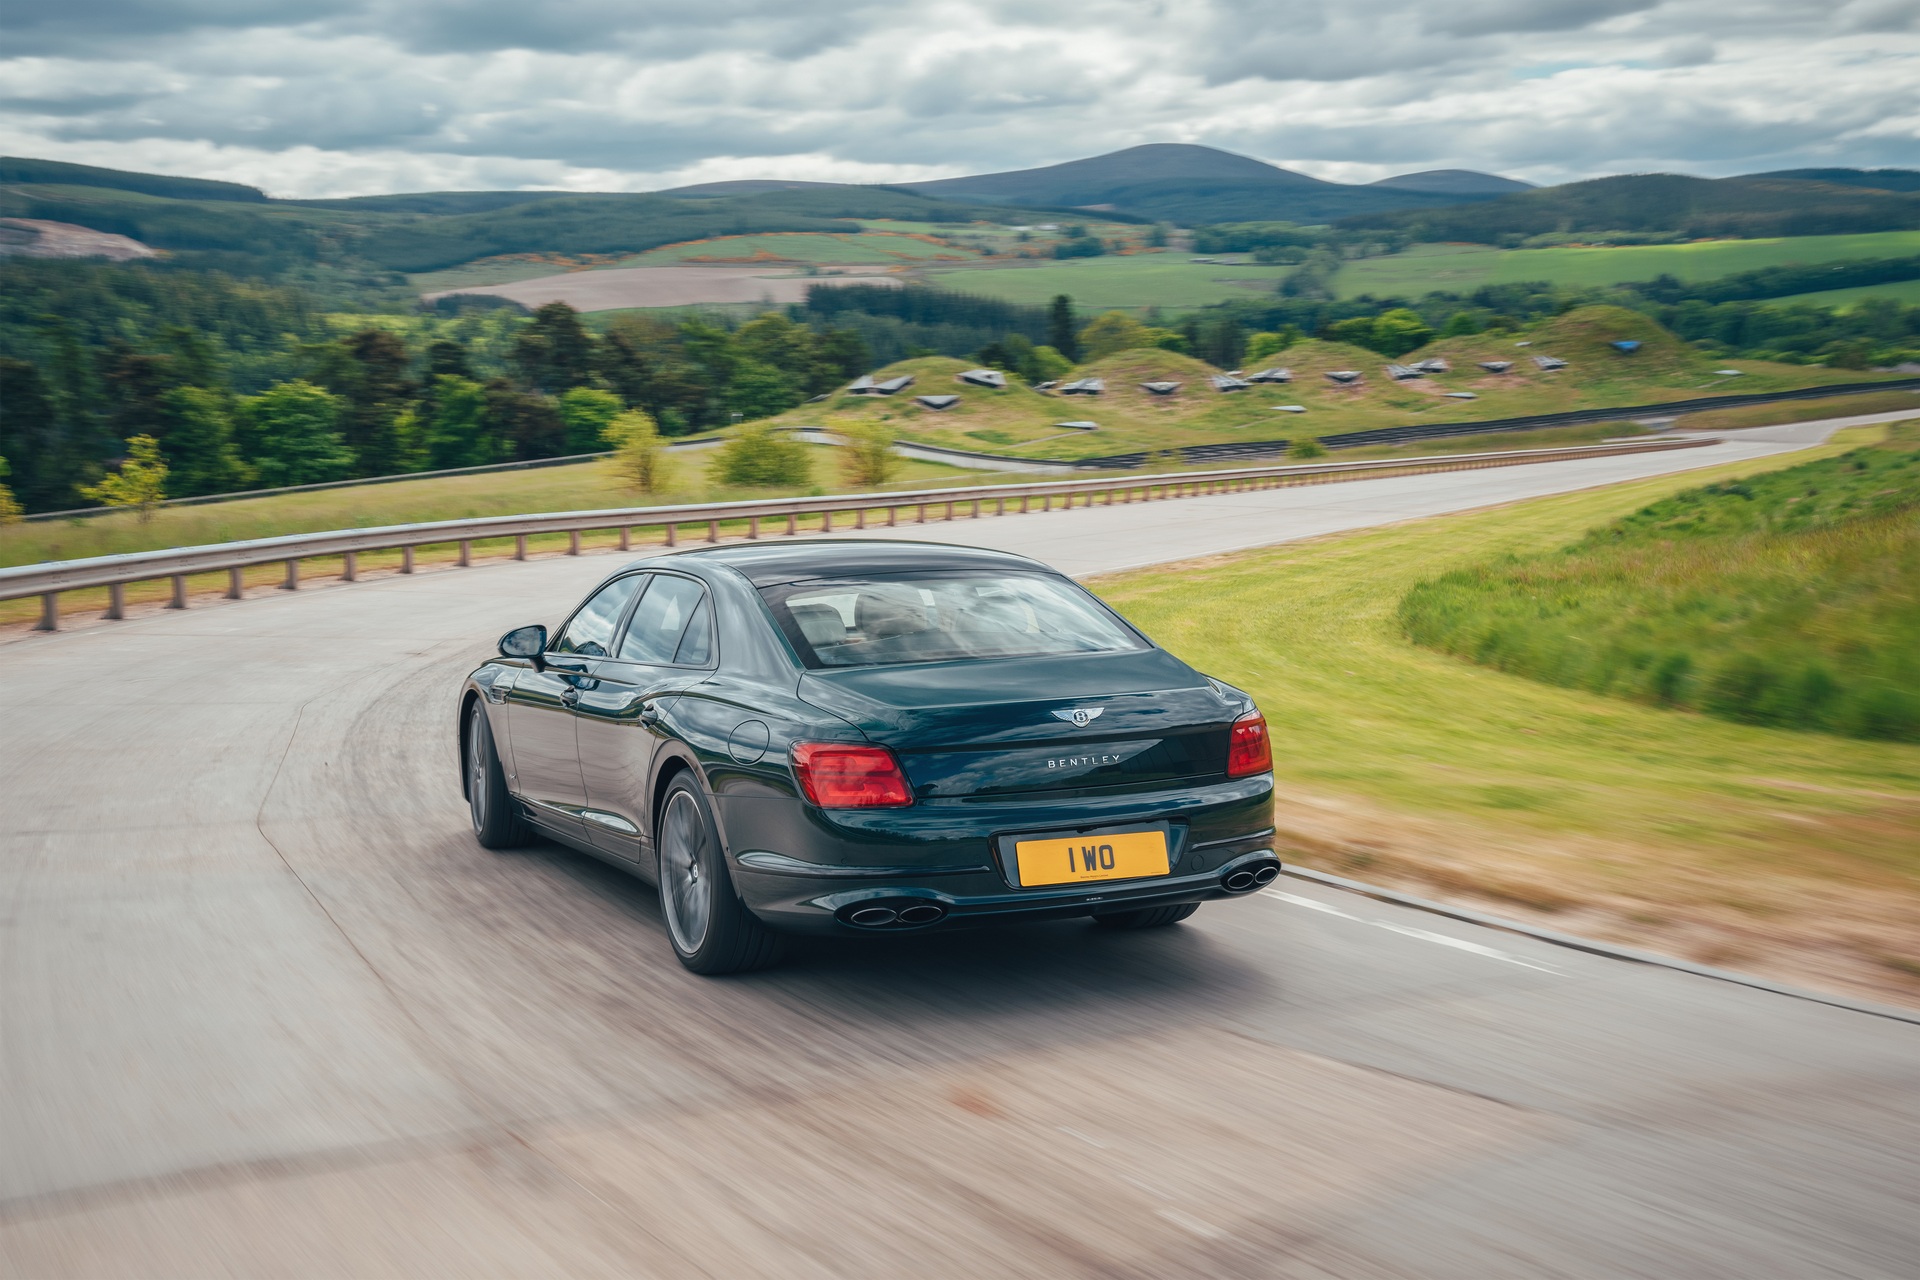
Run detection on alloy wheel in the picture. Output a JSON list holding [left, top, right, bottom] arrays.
[[660, 789, 712, 953]]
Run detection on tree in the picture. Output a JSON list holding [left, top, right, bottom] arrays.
[[840, 421, 897, 487], [161, 386, 252, 497], [81, 434, 168, 520], [1048, 295, 1080, 361], [512, 302, 598, 394], [1369, 308, 1434, 358], [1245, 329, 1298, 363], [483, 380, 567, 458], [1440, 311, 1482, 338], [605, 408, 670, 493], [426, 375, 497, 469], [736, 313, 841, 396], [0, 455, 21, 525], [1026, 344, 1074, 384], [335, 328, 413, 475], [239, 381, 355, 487], [558, 387, 624, 453], [0, 357, 76, 512], [1078, 312, 1152, 361], [725, 358, 805, 421], [816, 327, 869, 382], [716, 424, 810, 488]]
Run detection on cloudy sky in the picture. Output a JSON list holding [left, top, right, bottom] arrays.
[[3, 0, 1917, 197]]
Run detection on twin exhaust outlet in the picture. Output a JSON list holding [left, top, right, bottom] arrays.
[[836, 858, 1282, 929]]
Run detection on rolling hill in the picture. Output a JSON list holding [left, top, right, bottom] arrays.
[[899, 144, 1525, 223]]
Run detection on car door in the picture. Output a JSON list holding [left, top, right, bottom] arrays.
[[503, 572, 645, 837], [575, 572, 715, 862]]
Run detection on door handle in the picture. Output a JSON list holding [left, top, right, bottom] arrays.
[[639, 701, 661, 724], [561, 687, 581, 707]]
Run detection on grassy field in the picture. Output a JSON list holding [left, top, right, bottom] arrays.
[[1402, 425, 1920, 740], [1091, 425, 1920, 1003], [919, 253, 1292, 310], [1673, 389, 1920, 431], [773, 307, 1901, 461], [1331, 231, 1920, 300], [1765, 277, 1920, 311], [610, 232, 974, 266]]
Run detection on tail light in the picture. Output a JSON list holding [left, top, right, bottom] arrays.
[[1226, 710, 1271, 778], [791, 742, 914, 808]]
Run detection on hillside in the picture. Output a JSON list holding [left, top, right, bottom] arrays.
[[901, 144, 1521, 224], [1343, 173, 1920, 242], [1369, 170, 1534, 196]]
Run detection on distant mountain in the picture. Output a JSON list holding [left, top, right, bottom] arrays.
[[1368, 169, 1534, 196], [1341, 173, 1920, 241], [656, 179, 848, 196], [897, 144, 1516, 224], [0, 156, 267, 203], [1743, 168, 1920, 193]]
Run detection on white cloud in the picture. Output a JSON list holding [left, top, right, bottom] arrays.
[[0, 0, 1914, 196]]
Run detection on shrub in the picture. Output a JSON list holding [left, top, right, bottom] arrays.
[[717, 425, 811, 488], [839, 421, 898, 487], [1289, 434, 1327, 460], [80, 434, 168, 521], [605, 409, 670, 493]]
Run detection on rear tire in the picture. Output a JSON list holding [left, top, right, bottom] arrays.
[[467, 703, 531, 849], [656, 773, 782, 975], [1091, 902, 1200, 930]]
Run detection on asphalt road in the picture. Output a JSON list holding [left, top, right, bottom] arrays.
[[3, 421, 1916, 1276]]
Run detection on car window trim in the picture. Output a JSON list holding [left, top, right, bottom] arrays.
[[550, 570, 652, 659]]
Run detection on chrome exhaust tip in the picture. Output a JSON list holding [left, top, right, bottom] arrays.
[[1252, 864, 1280, 886], [896, 903, 946, 926], [1223, 869, 1257, 892], [848, 906, 899, 926]]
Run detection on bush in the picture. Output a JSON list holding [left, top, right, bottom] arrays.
[[1289, 434, 1327, 460], [605, 409, 670, 493], [80, 434, 168, 520], [716, 425, 811, 488], [840, 421, 898, 487]]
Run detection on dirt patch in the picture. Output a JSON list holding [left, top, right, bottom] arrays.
[[0, 218, 155, 262], [423, 266, 898, 312]]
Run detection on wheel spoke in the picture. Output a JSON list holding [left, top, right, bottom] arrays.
[[660, 790, 712, 953]]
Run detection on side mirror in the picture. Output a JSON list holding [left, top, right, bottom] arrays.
[[498, 624, 548, 666]]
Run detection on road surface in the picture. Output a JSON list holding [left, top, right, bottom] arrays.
[[2, 421, 1916, 1276]]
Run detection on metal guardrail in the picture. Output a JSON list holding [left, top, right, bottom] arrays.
[[1, 436, 1718, 631]]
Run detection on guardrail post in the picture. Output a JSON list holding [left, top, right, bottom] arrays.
[[1019, 495, 1029, 513], [460, 539, 474, 565], [617, 529, 629, 552], [228, 567, 244, 599], [887, 507, 898, 526], [105, 582, 125, 620], [785, 514, 796, 536], [343, 551, 357, 582], [995, 498, 1004, 515], [666, 523, 678, 547], [401, 546, 414, 574], [169, 574, 187, 610], [707, 519, 719, 543], [36, 592, 58, 631], [568, 531, 580, 556], [916, 504, 927, 523], [514, 535, 527, 561], [854, 508, 865, 529], [971, 499, 980, 518], [749, 516, 760, 539], [822, 510, 834, 532], [1041, 495, 1051, 512], [944, 501, 954, 520], [282, 559, 299, 590]]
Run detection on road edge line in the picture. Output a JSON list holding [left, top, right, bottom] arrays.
[[1279, 866, 1920, 1027]]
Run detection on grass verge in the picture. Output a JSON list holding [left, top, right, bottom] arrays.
[[1091, 425, 1920, 1004]]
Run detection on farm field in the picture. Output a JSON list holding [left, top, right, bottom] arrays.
[[775, 307, 1902, 462], [1093, 424, 1920, 1003], [609, 231, 974, 266], [1766, 277, 1920, 310], [919, 252, 1292, 309], [1332, 231, 1920, 299], [421, 264, 899, 311]]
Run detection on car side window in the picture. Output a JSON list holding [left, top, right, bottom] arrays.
[[552, 574, 644, 657], [618, 574, 706, 664], [673, 596, 714, 666]]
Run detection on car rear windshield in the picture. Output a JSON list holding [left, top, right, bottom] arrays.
[[761, 570, 1148, 668]]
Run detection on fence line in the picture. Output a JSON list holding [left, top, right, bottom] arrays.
[[2, 436, 1718, 632]]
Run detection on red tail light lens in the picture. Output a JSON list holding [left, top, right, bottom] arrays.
[[1226, 711, 1272, 778], [791, 742, 914, 808]]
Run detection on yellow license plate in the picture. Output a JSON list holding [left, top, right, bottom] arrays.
[[1013, 829, 1169, 887]]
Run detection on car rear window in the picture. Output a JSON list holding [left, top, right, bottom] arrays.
[[761, 571, 1147, 668]]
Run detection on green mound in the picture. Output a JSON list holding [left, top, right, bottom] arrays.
[[1523, 304, 1695, 369], [1400, 423, 1920, 741]]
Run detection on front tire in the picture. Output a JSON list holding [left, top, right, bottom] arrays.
[[467, 703, 531, 849], [1092, 902, 1200, 930], [656, 773, 781, 975]]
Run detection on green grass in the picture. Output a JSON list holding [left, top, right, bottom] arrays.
[[611, 232, 976, 266], [1763, 277, 1920, 311], [918, 253, 1292, 310], [1332, 232, 1920, 300], [1400, 425, 1920, 741], [1090, 426, 1920, 992]]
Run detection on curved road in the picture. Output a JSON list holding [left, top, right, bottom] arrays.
[[3, 422, 1917, 1276]]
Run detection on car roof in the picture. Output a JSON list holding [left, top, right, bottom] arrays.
[[654, 540, 1054, 587]]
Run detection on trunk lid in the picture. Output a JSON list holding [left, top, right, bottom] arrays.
[[796, 649, 1238, 800]]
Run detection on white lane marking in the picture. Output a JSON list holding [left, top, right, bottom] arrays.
[[1261, 889, 1560, 973]]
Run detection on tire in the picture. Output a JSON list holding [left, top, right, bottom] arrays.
[[1091, 902, 1200, 930], [655, 773, 782, 975], [467, 702, 531, 849]]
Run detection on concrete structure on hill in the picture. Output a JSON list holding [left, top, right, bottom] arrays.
[[1411, 358, 1450, 375], [1211, 374, 1251, 392], [1248, 368, 1293, 383], [1611, 341, 1641, 354], [958, 369, 1007, 388], [1139, 380, 1181, 396], [914, 394, 961, 410], [1325, 370, 1362, 384], [1533, 355, 1569, 371], [1386, 364, 1421, 380], [1059, 378, 1105, 395]]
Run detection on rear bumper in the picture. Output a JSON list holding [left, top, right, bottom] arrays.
[[719, 773, 1276, 935]]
